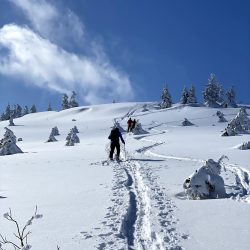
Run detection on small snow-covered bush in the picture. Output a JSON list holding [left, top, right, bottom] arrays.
[[133, 120, 148, 135], [0, 128, 23, 155], [66, 129, 80, 146], [182, 118, 194, 126], [183, 157, 226, 199], [216, 111, 227, 122], [238, 141, 250, 150]]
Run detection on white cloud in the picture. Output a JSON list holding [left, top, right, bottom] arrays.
[[0, 24, 133, 104], [9, 0, 85, 46]]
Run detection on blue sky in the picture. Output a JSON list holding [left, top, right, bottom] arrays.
[[0, 0, 249, 111]]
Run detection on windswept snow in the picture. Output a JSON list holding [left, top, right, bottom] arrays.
[[0, 103, 250, 250]]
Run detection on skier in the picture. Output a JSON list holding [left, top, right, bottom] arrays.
[[131, 119, 137, 132], [127, 118, 133, 132], [108, 127, 125, 160]]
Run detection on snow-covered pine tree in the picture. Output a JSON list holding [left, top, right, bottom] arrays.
[[23, 106, 29, 116], [238, 141, 250, 150], [69, 91, 79, 108], [9, 117, 15, 126], [0, 127, 23, 155], [203, 73, 221, 107], [133, 120, 148, 135], [15, 104, 22, 118], [182, 118, 194, 126], [222, 108, 250, 135], [4, 104, 11, 120], [47, 102, 52, 111], [62, 94, 70, 110], [180, 86, 189, 104], [65, 129, 80, 146], [160, 86, 172, 108], [30, 104, 37, 113], [52, 126, 60, 136], [72, 126, 79, 133], [226, 86, 237, 108], [216, 111, 227, 122], [187, 85, 197, 104], [47, 130, 57, 142]]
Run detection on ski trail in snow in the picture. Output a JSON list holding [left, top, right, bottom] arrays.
[[224, 163, 250, 203], [119, 158, 184, 250]]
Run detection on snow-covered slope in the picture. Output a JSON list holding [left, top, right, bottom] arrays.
[[0, 103, 250, 250]]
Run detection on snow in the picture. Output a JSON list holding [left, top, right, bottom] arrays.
[[0, 102, 250, 249]]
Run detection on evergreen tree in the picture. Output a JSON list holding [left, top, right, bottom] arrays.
[[47, 130, 57, 142], [0, 127, 23, 155], [30, 104, 37, 113], [23, 106, 29, 116], [203, 73, 221, 107], [5, 104, 11, 120], [69, 91, 79, 108], [226, 86, 237, 108], [187, 85, 197, 104], [62, 94, 70, 110], [15, 104, 22, 118], [47, 102, 52, 111], [160, 86, 172, 108], [52, 126, 60, 136], [65, 129, 80, 146], [180, 86, 189, 104]]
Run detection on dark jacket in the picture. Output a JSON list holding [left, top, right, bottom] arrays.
[[108, 128, 125, 144]]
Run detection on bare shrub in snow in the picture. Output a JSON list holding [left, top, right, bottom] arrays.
[[182, 118, 194, 126], [222, 108, 250, 136], [0, 206, 42, 250], [216, 111, 227, 122], [66, 129, 80, 146], [238, 141, 250, 150], [183, 157, 227, 199], [0, 128, 23, 155], [133, 120, 148, 135]]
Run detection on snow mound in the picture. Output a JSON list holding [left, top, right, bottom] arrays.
[[0, 127, 23, 155], [183, 157, 226, 199], [182, 118, 194, 126]]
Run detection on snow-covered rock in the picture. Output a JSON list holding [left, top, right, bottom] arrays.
[[0, 127, 23, 155], [183, 157, 226, 199]]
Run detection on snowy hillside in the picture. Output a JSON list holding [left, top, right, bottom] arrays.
[[0, 103, 250, 250]]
